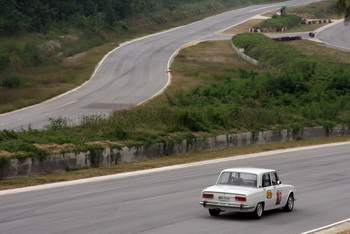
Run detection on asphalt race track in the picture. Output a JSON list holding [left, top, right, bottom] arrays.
[[0, 143, 350, 234], [0, 0, 322, 130], [316, 20, 350, 52], [1, 1, 350, 233]]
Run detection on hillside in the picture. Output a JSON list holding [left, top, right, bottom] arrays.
[[0, 0, 278, 113]]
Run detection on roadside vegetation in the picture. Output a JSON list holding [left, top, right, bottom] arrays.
[[0, 0, 349, 179], [1, 35, 350, 164], [289, 0, 337, 19], [335, 0, 350, 24], [0, 0, 277, 113]]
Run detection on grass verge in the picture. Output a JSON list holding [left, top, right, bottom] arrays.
[[0, 136, 349, 190]]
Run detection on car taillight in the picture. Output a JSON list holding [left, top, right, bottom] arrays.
[[235, 196, 247, 202], [203, 193, 214, 199]]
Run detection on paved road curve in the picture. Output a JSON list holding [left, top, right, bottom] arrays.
[[0, 143, 349, 234], [316, 20, 350, 52], [0, 0, 321, 130]]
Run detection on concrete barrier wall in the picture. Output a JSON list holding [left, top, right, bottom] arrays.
[[0, 126, 349, 179], [231, 41, 259, 65]]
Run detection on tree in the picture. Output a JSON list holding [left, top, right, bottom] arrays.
[[105, 0, 117, 26], [335, 0, 350, 24], [0, 0, 30, 34]]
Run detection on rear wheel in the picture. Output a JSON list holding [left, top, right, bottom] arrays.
[[209, 209, 221, 216], [252, 202, 264, 219], [283, 193, 294, 212]]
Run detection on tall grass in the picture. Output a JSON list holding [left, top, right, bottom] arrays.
[[256, 14, 302, 29]]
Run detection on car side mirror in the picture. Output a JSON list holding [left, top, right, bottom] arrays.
[[277, 180, 281, 185]]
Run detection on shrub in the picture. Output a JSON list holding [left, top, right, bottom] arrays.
[[178, 109, 209, 132], [1, 74, 21, 89], [0, 53, 10, 74]]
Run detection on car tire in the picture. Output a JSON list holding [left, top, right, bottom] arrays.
[[252, 202, 264, 219], [209, 209, 221, 216], [283, 193, 294, 212]]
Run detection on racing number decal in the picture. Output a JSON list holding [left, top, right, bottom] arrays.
[[266, 190, 273, 199], [276, 190, 282, 205]]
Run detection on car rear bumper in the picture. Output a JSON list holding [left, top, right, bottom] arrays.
[[199, 201, 255, 212]]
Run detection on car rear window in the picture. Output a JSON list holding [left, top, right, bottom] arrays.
[[217, 172, 257, 188]]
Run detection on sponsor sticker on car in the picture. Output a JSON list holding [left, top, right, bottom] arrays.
[[276, 190, 282, 205], [266, 190, 273, 199]]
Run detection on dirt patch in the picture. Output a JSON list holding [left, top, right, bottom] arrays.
[[34, 141, 124, 154], [85, 141, 125, 148], [183, 41, 201, 48], [291, 12, 317, 19], [34, 143, 76, 154], [183, 40, 261, 68], [186, 56, 235, 64], [0, 151, 25, 156], [63, 52, 87, 65], [182, 43, 253, 67], [40, 40, 61, 52], [221, 19, 266, 34], [0, 151, 14, 156]]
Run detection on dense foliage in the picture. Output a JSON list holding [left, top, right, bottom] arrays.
[[231, 33, 350, 126], [335, 0, 350, 24], [0, 0, 277, 35]]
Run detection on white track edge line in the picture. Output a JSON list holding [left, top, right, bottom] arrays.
[[301, 218, 350, 234]]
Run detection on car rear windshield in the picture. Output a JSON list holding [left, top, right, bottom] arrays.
[[217, 172, 257, 188]]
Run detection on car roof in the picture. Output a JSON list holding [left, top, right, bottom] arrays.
[[221, 167, 276, 175]]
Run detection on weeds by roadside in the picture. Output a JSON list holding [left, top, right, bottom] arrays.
[[0, 136, 349, 190]]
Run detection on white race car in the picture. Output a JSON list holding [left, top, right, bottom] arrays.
[[199, 167, 295, 219]]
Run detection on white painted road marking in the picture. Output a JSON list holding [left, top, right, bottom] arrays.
[[301, 218, 350, 234]]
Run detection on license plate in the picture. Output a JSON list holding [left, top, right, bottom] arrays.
[[218, 196, 230, 202]]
